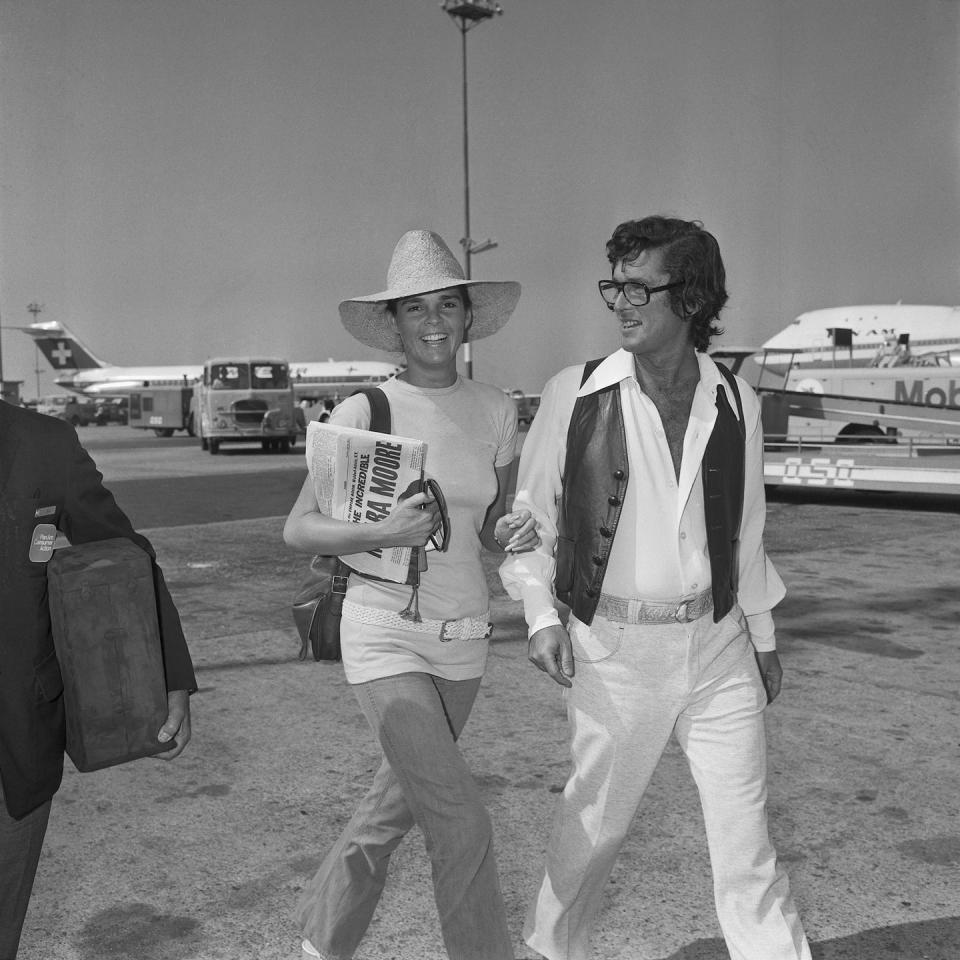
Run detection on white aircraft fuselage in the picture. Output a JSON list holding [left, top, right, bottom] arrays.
[[759, 304, 960, 371], [22, 321, 403, 397]]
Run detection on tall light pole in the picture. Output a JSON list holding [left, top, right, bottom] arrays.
[[441, 0, 502, 380], [27, 302, 45, 398]]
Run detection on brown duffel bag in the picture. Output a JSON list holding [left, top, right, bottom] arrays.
[[47, 537, 171, 772]]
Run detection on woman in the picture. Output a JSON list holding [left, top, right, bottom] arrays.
[[284, 230, 537, 960]]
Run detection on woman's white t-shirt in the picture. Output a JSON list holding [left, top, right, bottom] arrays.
[[324, 375, 517, 683]]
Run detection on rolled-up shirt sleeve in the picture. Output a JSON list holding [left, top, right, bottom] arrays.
[[735, 379, 786, 652], [499, 368, 579, 637]]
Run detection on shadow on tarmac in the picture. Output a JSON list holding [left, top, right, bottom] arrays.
[[70, 909, 960, 960], [77, 904, 200, 960], [659, 916, 960, 959]]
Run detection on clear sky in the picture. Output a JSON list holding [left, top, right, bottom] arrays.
[[2, 0, 958, 399]]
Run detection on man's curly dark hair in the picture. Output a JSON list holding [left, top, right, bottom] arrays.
[[605, 216, 727, 352]]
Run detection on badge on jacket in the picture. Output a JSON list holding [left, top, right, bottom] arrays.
[[29, 523, 58, 562]]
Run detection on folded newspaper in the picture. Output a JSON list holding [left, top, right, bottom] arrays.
[[306, 420, 427, 583]]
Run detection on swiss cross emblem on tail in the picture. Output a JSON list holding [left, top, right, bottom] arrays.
[[50, 341, 73, 367]]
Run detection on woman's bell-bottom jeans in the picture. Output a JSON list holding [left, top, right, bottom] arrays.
[[296, 672, 513, 960]]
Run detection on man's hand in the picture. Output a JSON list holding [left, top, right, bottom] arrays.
[[529, 624, 575, 688], [156, 689, 192, 760], [755, 650, 783, 704]]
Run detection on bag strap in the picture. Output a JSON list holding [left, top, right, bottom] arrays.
[[353, 386, 391, 434]]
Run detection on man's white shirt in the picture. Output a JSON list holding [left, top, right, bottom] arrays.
[[499, 350, 785, 651]]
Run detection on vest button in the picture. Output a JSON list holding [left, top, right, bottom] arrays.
[[607, 495, 620, 506], [599, 526, 612, 538], [613, 469, 625, 480], [591, 555, 603, 565]]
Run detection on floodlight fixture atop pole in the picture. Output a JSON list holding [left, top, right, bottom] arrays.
[[441, 0, 503, 380]]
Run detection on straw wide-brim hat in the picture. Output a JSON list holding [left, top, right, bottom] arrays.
[[338, 230, 521, 352]]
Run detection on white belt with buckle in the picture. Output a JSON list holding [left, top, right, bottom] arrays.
[[595, 588, 713, 625], [342, 599, 492, 642]]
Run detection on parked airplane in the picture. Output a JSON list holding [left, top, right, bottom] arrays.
[[759, 304, 960, 371], [711, 304, 960, 442], [21, 320, 403, 398]]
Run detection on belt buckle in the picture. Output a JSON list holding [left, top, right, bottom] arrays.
[[440, 619, 457, 642], [674, 601, 689, 623]]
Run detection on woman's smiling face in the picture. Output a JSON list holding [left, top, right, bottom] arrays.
[[391, 287, 472, 384]]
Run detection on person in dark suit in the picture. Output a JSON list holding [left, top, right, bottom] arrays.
[[0, 400, 196, 959]]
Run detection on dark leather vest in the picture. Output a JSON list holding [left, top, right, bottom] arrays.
[[555, 358, 745, 626]]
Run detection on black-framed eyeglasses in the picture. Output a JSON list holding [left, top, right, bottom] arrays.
[[598, 279, 684, 310]]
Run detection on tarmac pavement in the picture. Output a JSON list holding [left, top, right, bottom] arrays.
[[15, 428, 960, 960]]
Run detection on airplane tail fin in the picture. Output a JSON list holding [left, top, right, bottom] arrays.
[[21, 321, 106, 371]]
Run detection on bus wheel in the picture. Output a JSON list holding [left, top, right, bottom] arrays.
[[209, 439, 220, 455], [153, 428, 175, 438]]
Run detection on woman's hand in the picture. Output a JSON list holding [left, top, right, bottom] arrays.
[[494, 509, 539, 553], [379, 491, 441, 548]]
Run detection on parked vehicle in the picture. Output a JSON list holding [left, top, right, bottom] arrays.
[[36, 394, 97, 426], [94, 397, 128, 425], [508, 389, 541, 425], [128, 387, 192, 436], [194, 358, 297, 454]]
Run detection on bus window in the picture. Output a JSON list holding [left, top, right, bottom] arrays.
[[208, 364, 249, 389], [252, 363, 289, 389]]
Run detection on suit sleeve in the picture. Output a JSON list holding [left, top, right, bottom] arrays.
[[59, 430, 197, 693]]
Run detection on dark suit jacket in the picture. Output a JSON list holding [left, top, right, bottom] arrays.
[[0, 402, 196, 819]]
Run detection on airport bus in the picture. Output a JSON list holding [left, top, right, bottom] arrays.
[[194, 358, 297, 454]]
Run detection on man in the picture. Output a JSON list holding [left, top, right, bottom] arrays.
[[501, 216, 811, 960], [0, 400, 195, 959]]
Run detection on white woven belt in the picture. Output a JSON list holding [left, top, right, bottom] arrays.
[[342, 599, 492, 642], [595, 587, 713, 625]]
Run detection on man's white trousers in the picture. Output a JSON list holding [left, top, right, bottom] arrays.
[[524, 608, 811, 960]]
